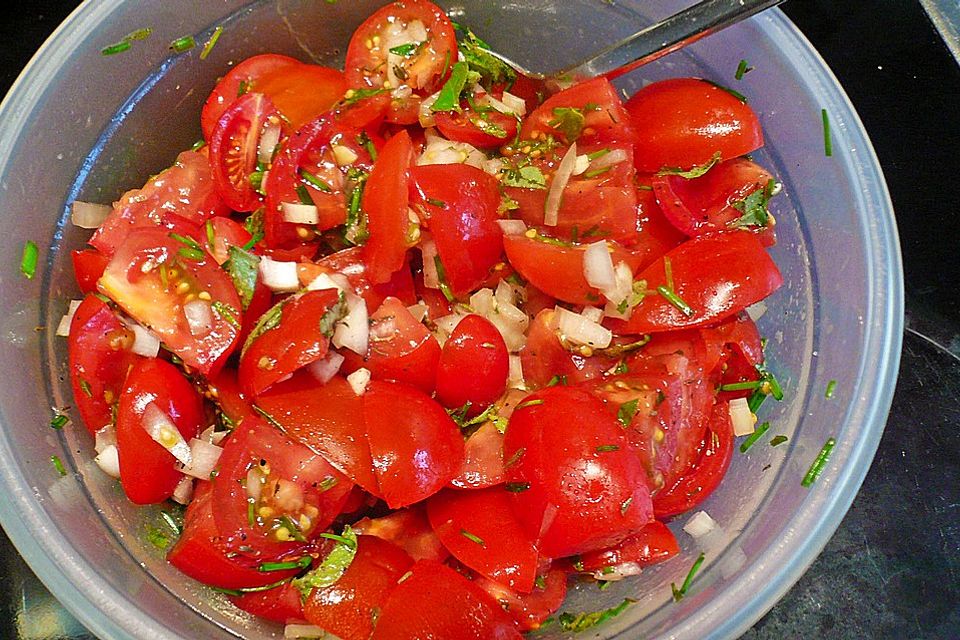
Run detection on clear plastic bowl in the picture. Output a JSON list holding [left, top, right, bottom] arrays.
[[0, 1, 902, 638]]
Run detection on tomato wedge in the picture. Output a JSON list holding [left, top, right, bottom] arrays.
[[255, 64, 347, 132], [434, 99, 519, 148], [577, 520, 680, 573], [71, 249, 110, 293], [229, 576, 306, 624], [362, 296, 441, 394], [297, 246, 417, 311], [520, 77, 635, 145], [519, 308, 614, 390], [435, 314, 509, 411], [352, 505, 448, 562], [363, 130, 414, 283], [450, 420, 506, 490], [475, 567, 568, 632]]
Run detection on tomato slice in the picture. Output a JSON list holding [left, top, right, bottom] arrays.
[[209, 92, 280, 212], [519, 309, 613, 389], [450, 420, 506, 490], [625, 78, 764, 172], [475, 567, 568, 632], [255, 64, 347, 132], [344, 0, 458, 124], [577, 520, 679, 573], [203, 216, 253, 265], [352, 505, 448, 562], [629, 186, 687, 265], [371, 559, 522, 640], [116, 358, 204, 504], [427, 487, 539, 592], [520, 77, 635, 145], [71, 249, 110, 293], [434, 99, 519, 148], [363, 130, 415, 283], [229, 576, 306, 625], [363, 380, 464, 508], [362, 296, 441, 394], [409, 163, 504, 295], [608, 231, 782, 334], [297, 246, 417, 311], [97, 228, 242, 375], [503, 386, 653, 558], [435, 314, 509, 411], [304, 536, 414, 640], [238, 288, 342, 397], [67, 296, 141, 436]]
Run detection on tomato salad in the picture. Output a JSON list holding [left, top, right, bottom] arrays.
[[61, 1, 785, 637]]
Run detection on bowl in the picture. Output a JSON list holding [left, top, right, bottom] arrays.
[[0, 1, 902, 638]]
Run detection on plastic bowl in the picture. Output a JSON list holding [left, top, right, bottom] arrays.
[[0, 1, 902, 638]]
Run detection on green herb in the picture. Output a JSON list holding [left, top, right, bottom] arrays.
[[211, 576, 295, 596], [191, 139, 206, 151], [583, 165, 613, 179], [242, 208, 265, 250], [237, 79, 250, 97], [545, 374, 567, 387], [50, 413, 69, 430], [739, 421, 771, 453], [169, 36, 196, 54], [706, 80, 747, 102], [596, 444, 620, 453], [620, 496, 633, 516], [770, 435, 788, 447], [78, 378, 93, 397], [460, 529, 485, 546], [389, 42, 421, 57], [200, 25, 223, 60], [535, 575, 547, 590], [431, 61, 470, 112], [341, 87, 388, 107], [101, 41, 132, 56], [295, 183, 314, 206], [204, 219, 217, 250], [425, 197, 447, 209], [51, 455, 67, 477], [671, 553, 705, 601], [718, 380, 763, 392], [317, 476, 339, 492], [505, 482, 530, 493], [278, 515, 307, 542], [656, 151, 722, 179], [300, 169, 333, 193], [318, 291, 347, 338], [160, 508, 183, 535], [242, 298, 289, 355], [502, 165, 547, 190], [821, 108, 833, 157], [319, 531, 358, 549], [801, 437, 836, 487], [170, 232, 206, 261], [558, 598, 634, 632], [548, 107, 585, 142], [455, 24, 516, 88], [598, 579, 612, 591], [616, 399, 639, 427], [432, 256, 456, 303], [259, 556, 312, 573], [344, 167, 370, 246], [212, 301, 241, 330], [657, 285, 695, 318], [571, 556, 585, 572], [614, 361, 629, 374], [20, 240, 38, 279], [247, 498, 256, 526], [516, 398, 544, 410], [735, 59, 752, 80], [756, 363, 784, 401], [145, 525, 171, 550], [825, 379, 837, 399], [292, 526, 358, 599], [504, 447, 525, 468], [731, 178, 776, 228], [224, 246, 260, 309], [747, 389, 767, 413], [587, 148, 611, 161]]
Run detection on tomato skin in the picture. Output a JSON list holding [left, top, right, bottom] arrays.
[[427, 487, 539, 592], [353, 505, 449, 562], [625, 78, 764, 173], [519, 309, 613, 389], [115, 358, 205, 505], [628, 186, 687, 266], [71, 249, 110, 293], [520, 78, 635, 145], [475, 567, 568, 632], [610, 231, 782, 334], [578, 520, 679, 573], [434, 101, 519, 148], [68, 295, 141, 436], [304, 536, 414, 640], [204, 216, 252, 265], [255, 64, 347, 132], [229, 578, 305, 624], [435, 314, 509, 411], [363, 296, 441, 394], [503, 386, 654, 558], [371, 559, 522, 640], [363, 130, 415, 284], [363, 380, 464, 508], [450, 419, 506, 490], [409, 163, 504, 295], [297, 246, 417, 311]]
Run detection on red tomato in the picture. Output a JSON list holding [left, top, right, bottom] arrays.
[[503, 386, 653, 558], [450, 419, 506, 490], [520, 78, 635, 145], [90, 150, 228, 255], [409, 163, 504, 294], [67, 295, 140, 436], [608, 231, 782, 334], [115, 358, 204, 504], [238, 288, 341, 397], [71, 249, 109, 293], [363, 380, 464, 508], [209, 92, 280, 212], [628, 186, 687, 266], [434, 100, 519, 148], [363, 130, 415, 283], [652, 157, 775, 236], [229, 570, 306, 624], [625, 78, 764, 172], [353, 505, 448, 562], [345, 0, 458, 124], [255, 372, 378, 494], [427, 487, 539, 592], [238, 276, 273, 348], [255, 64, 347, 132], [297, 246, 417, 311], [371, 559, 522, 640], [435, 314, 508, 411], [363, 296, 441, 394], [475, 567, 568, 632], [203, 216, 252, 265], [206, 369, 257, 426], [212, 417, 354, 560], [519, 309, 612, 389], [304, 536, 414, 640], [97, 228, 242, 375], [578, 520, 679, 573], [201, 53, 301, 141]]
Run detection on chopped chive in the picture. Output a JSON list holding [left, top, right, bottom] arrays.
[[504, 447, 525, 468], [159, 509, 182, 535], [825, 379, 837, 399], [433, 256, 455, 303], [770, 435, 788, 447], [279, 515, 307, 542], [583, 165, 613, 179], [558, 598, 634, 632], [50, 413, 69, 430], [317, 476, 339, 492], [516, 399, 544, 410], [319, 532, 357, 549], [200, 25, 223, 60], [657, 285, 695, 318], [169, 35, 196, 53], [205, 219, 217, 249], [598, 579, 612, 591], [258, 556, 312, 572], [51, 455, 67, 477], [425, 197, 447, 209], [295, 183, 314, 205], [545, 374, 567, 387], [389, 42, 420, 56], [586, 148, 610, 161], [719, 380, 763, 392], [801, 437, 836, 487], [617, 399, 639, 427], [596, 444, 620, 453], [20, 240, 38, 279], [505, 482, 530, 493], [735, 59, 751, 80], [460, 529, 485, 546], [101, 41, 132, 56], [191, 139, 206, 151], [821, 109, 832, 157], [210, 576, 293, 596], [671, 552, 705, 601], [178, 247, 206, 261], [663, 256, 675, 291], [300, 169, 333, 193], [79, 379, 93, 397], [620, 496, 633, 516], [706, 80, 747, 103], [247, 498, 256, 526], [739, 421, 771, 453], [747, 389, 767, 413]]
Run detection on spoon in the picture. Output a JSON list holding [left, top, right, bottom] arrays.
[[487, 0, 786, 83]]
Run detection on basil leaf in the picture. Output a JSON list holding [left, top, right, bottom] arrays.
[[319, 291, 348, 338], [501, 165, 547, 190], [656, 151, 722, 179], [548, 106, 585, 142], [292, 525, 358, 600], [431, 61, 470, 112], [224, 245, 260, 309]]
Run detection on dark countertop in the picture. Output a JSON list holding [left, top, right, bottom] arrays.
[[1, 1, 958, 638]]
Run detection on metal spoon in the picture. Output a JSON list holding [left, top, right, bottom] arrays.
[[487, 0, 786, 83]]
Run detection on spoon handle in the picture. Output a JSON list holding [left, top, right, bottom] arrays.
[[563, 0, 786, 81]]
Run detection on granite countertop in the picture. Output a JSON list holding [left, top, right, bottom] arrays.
[[0, 1, 957, 638]]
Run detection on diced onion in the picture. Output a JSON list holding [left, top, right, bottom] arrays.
[[508, 354, 525, 389], [172, 475, 194, 505], [419, 93, 440, 127], [142, 403, 192, 466], [418, 139, 486, 169], [555, 306, 612, 349], [543, 142, 578, 226], [602, 262, 636, 320], [407, 302, 429, 322], [583, 240, 616, 290], [495, 280, 520, 308], [71, 201, 111, 229], [124, 321, 161, 357], [306, 272, 346, 293], [683, 510, 718, 539], [183, 299, 213, 338], [469, 288, 496, 316], [284, 623, 335, 639], [746, 300, 768, 321], [259, 257, 300, 293], [592, 562, 642, 581], [482, 157, 505, 176], [347, 368, 371, 396], [258, 121, 281, 165], [588, 147, 629, 172], [729, 397, 756, 436], [56, 299, 83, 337], [199, 425, 228, 446], [572, 154, 590, 176], [94, 424, 116, 454], [581, 306, 604, 323], [94, 444, 121, 478], [420, 240, 439, 289], [333, 294, 369, 355], [282, 202, 320, 225], [496, 219, 527, 235], [180, 438, 223, 480], [307, 351, 345, 384], [500, 91, 527, 116], [332, 144, 359, 166], [476, 91, 518, 116]]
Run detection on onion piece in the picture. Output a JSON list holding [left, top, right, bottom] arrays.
[[508, 354, 525, 389], [258, 121, 281, 166], [581, 306, 604, 323], [284, 624, 334, 639], [592, 562, 643, 581], [142, 403, 192, 466], [71, 201, 111, 229], [172, 475, 195, 505], [583, 240, 616, 290], [418, 139, 486, 169], [572, 154, 590, 176], [482, 157, 505, 176], [199, 425, 228, 446], [123, 320, 161, 357], [347, 368, 371, 396], [181, 438, 223, 480], [746, 300, 768, 321], [602, 262, 637, 320], [587, 147, 629, 172], [683, 510, 718, 539], [554, 306, 612, 349], [333, 294, 369, 356], [407, 302, 429, 323], [259, 257, 300, 293], [183, 299, 213, 338], [496, 219, 527, 235], [420, 240, 440, 289], [500, 91, 527, 116], [282, 202, 320, 225], [543, 142, 578, 226], [94, 424, 117, 455], [419, 92, 440, 128], [56, 299, 83, 337], [94, 444, 121, 479], [728, 397, 756, 436], [306, 272, 347, 294], [306, 351, 345, 384], [332, 144, 359, 166]]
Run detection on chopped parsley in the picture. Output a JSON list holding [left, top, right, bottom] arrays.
[[292, 525, 358, 599], [501, 165, 547, 189], [801, 437, 836, 487], [616, 399, 639, 427], [242, 208, 265, 249], [731, 178, 777, 228], [455, 24, 516, 89], [671, 552, 705, 601], [548, 106, 586, 142], [557, 598, 634, 632], [318, 291, 348, 338]]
